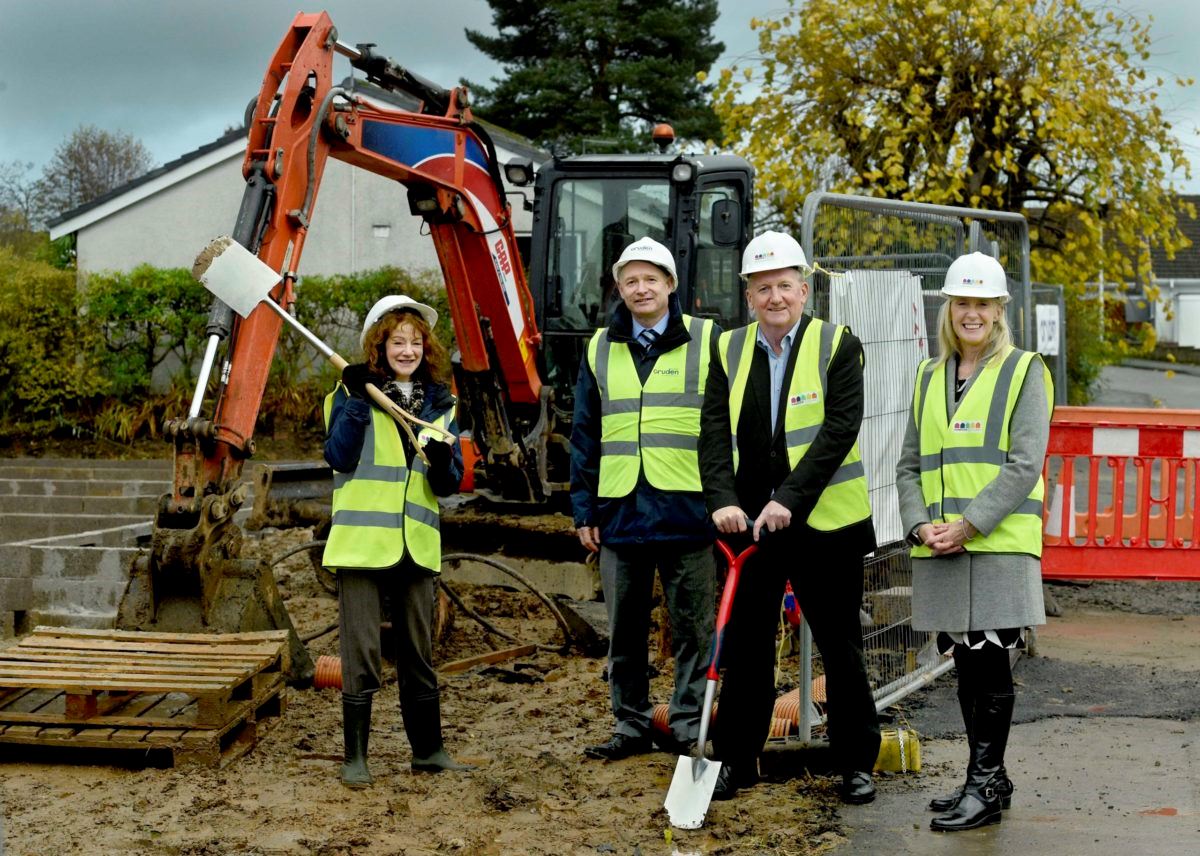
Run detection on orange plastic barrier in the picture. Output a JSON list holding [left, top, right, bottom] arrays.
[[1041, 406, 1200, 580]]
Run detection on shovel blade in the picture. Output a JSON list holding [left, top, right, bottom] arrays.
[[664, 754, 722, 829], [192, 236, 281, 319]]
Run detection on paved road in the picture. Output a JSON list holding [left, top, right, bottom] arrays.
[[1092, 363, 1200, 409], [833, 609, 1200, 854]]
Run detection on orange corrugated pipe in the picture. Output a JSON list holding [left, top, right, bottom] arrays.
[[314, 654, 342, 690], [651, 701, 796, 739]]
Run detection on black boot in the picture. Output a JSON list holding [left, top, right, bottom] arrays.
[[341, 692, 374, 788], [928, 683, 1013, 811], [712, 760, 758, 801], [930, 692, 1014, 832], [929, 770, 1014, 811], [401, 691, 477, 773]]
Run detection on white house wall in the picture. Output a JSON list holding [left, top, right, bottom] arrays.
[[1154, 278, 1200, 347], [74, 146, 533, 280]]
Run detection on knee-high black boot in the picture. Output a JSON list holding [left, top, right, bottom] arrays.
[[927, 684, 1016, 811], [401, 691, 476, 773], [930, 691, 1014, 831], [341, 692, 374, 788]]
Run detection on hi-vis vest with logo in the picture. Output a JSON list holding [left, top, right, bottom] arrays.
[[320, 387, 454, 574], [586, 314, 714, 497], [719, 318, 872, 531], [911, 346, 1053, 558]]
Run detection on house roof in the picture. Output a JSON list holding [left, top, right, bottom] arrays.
[[47, 127, 247, 238], [1150, 195, 1200, 281], [48, 77, 546, 240]]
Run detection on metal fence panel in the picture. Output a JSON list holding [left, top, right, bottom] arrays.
[[786, 193, 1030, 739], [1031, 283, 1069, 406]]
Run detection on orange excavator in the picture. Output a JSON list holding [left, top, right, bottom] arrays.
[[117, 11, 755, 679]]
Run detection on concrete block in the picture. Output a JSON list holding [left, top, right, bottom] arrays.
[[0, 514, 147, 544], [31, 546, 137, 581], [0, 495, 158, 516], [31, 578, 128, 612], [0, 577, 33, 610], [867, 585, 913, 628], [1, 609, 14, 638], [0, 545, 32, 578], [24, 609, 116, 631], [1, 478, 169, 498], [441, 555, 599, 601]]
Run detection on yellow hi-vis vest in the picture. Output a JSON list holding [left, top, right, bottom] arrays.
[[911, 346, 1053, 558], [320, 387, 453, 574], [719, 318, 872, 531], [586, 314, 715, 497]]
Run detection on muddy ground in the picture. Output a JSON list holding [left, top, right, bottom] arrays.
[[1, 527, 846, 856], [2, 521, 1196, 854]]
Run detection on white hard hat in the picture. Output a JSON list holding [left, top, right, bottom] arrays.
[[941, 252, 1010, 301], [740, 230, 807, 277], [612, 237, 677, 282], [360, 295, 439, 348]]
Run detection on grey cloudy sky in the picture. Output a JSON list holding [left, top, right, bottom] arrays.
[[1, 0, 1196, 191]]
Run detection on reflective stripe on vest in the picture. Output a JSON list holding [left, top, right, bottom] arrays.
[[719, 319, 872, 531], [320, 387, 450, 573], [911, 347, 1053, 558], [587, 314, 714, 496]]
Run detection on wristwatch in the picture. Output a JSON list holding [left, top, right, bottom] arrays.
[[907, 525, 925, 547]]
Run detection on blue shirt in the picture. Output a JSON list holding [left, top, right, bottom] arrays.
[[631, 313, 670, 348], [756, 316, 804, 430]]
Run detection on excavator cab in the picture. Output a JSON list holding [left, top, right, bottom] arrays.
[[526, 153, 754, 418]]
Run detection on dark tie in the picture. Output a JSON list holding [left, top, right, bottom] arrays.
[[638, 328, 658, 351]]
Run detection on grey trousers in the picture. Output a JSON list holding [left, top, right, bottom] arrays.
[[337, 564, 439, 703], [600, 542, 716, 743]]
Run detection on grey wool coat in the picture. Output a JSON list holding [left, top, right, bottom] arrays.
[[895, 350, 1050, 633]]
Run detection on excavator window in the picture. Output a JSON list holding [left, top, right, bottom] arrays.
[[692, 183, 745, 330], [545, 177, 671, 333]]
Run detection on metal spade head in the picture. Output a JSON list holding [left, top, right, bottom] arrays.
[[192, 236, 282, 319], [664, 752, 723, 830]]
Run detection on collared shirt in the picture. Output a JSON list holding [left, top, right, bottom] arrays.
[[756, 316, 804, 429], [631, 313, 670, 350]]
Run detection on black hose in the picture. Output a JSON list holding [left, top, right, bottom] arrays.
[[268, 544, 575, 652], [441, 553, 575, 651]]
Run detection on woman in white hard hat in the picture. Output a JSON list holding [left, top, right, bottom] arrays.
[[322, 294, 474, 787], [896, 252, 1052, 831]]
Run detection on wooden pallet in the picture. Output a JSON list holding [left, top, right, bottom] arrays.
[[0, 627, 290, 767]]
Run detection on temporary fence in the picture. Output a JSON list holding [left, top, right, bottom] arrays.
[[1042, 406, 1200, 581], [1031, 282, 1068, 406], [779, 193, 1038, 742]]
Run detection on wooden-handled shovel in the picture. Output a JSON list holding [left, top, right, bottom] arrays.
[[191, 236, 455, 461]]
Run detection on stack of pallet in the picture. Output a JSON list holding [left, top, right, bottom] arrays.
[[0, 627, 288, 767]]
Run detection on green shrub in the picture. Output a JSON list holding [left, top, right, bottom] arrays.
[[0, 247, 102, 429], [0, 260, 458, 445], [84, 265, 209, 397]]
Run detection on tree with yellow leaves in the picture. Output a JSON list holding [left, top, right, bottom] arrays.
[[712, 0, 1192, 307]]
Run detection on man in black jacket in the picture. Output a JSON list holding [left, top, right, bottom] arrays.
[[571, 237, 718, 761], [699, 230, 881, 804]]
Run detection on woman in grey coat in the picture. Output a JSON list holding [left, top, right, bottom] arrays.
[[896, 253, 1052, 832]]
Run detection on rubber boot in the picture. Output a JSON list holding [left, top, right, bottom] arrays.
[[340, 692, 374, 788], [930, 692, 1014, 832], [401, 691, 476, 773]]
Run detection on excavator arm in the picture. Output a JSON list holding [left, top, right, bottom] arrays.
[[122, 12, 550, 678]]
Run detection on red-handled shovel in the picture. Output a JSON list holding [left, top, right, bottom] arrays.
[[664, 536, 759, 829]]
